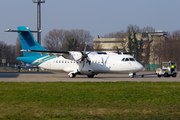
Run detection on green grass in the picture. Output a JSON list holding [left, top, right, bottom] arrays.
[[0, 82, 180, 119]]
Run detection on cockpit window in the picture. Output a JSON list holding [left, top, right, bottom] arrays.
[[122, 58, 136, 62], [125, 58, 129, 61], [129, 58, 135, 61]]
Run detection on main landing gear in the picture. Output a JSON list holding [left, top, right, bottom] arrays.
[[87, 75, 95, 78], [129, 73, 136, 78], [68, 72, 95, 78], [69, 73, 76, 78]]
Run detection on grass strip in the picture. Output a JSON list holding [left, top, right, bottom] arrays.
[[0, 82, 180, 119]]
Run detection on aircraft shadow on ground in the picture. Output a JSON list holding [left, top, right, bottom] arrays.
[[0, 72, 54, 78]]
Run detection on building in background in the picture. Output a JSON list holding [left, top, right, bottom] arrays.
[[93, 31, 167, 67]]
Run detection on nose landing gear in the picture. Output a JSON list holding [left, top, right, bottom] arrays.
[[129, 73, 136, 78]]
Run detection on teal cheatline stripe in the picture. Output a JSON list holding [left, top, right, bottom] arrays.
[[33, 55, 56, 66]]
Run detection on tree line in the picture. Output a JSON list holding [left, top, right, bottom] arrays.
[[43, 29, 93, 51]]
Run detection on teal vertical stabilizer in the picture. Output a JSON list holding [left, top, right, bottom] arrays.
[[17, 26, 47, 57], [17, 26, 48, 64]]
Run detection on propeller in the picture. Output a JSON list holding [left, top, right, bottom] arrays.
[[76, 42, 91, 71], [115, 42, 128, 54]]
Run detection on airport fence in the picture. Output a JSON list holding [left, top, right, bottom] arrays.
[[0, 66, 14, 70], [145, 64, 161, 71]]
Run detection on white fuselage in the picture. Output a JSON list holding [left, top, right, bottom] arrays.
[[35, 52, 143, 75]]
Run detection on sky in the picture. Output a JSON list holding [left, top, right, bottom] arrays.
[[0, 0, 180, 45]]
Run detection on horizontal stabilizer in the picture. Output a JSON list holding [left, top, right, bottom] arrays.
[[4, 29, 41, 33]]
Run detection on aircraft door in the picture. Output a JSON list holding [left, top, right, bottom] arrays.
[[47, 61, 51, 69]]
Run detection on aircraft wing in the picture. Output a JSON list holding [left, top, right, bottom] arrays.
[[21, 50, 107, 60], [21, 50, 71, 58], [97, 52, 107, 54]]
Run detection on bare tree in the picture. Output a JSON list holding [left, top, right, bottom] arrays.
[[126, 24, 141, 60], [103, 30, 125, 38], [0, 41, 17, 65], [163, 31, 180, 70], [151, 37, 164, 64], [43, 29, 66, 51], [15, 37, 23, 58], [43, 29, 92, 51]]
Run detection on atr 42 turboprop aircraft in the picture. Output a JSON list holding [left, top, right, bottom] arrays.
[[5, 26, 144, 78]]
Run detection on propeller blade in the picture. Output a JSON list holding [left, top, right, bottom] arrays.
[[81, 58, 85, 71], [86, 58, 91, 65], [122, 42, 128, 52], [115, 44, 120, 54], [83, 42, 87, 54]]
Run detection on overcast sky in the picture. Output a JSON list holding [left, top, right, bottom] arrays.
[[0, 0, 180, 45]]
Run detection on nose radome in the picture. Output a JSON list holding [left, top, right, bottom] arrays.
[[134, 62, 144, 71], [138, 63, 144, 71]]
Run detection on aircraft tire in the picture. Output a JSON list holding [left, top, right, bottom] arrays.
[[130, 75, 134, 78], [87, 75, 95, 78], [69, 73, 76, 78]]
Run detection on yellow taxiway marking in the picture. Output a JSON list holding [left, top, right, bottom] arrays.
[[49, 76, 59, 81]]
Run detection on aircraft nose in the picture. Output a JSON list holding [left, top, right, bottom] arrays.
[[137, 63, 144, 71]]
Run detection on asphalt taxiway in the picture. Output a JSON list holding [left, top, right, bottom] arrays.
[[0, 71, 179, 82]]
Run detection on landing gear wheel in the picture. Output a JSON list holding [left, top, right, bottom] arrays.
[[130, 75, 134, 78], [157, 74, 162, 77], [172, 73, 177, 77], [87, 75, 95, 78], [129, 73, 136, 78], [69, 73, 76, 78]]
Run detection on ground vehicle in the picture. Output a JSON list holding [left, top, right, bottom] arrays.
[[156, 62, 177, 77]]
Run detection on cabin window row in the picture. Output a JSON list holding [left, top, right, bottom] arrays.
[[53, 60, 102, 64]]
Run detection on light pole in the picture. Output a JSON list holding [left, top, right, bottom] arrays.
[[32, 0, 45, 45]]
